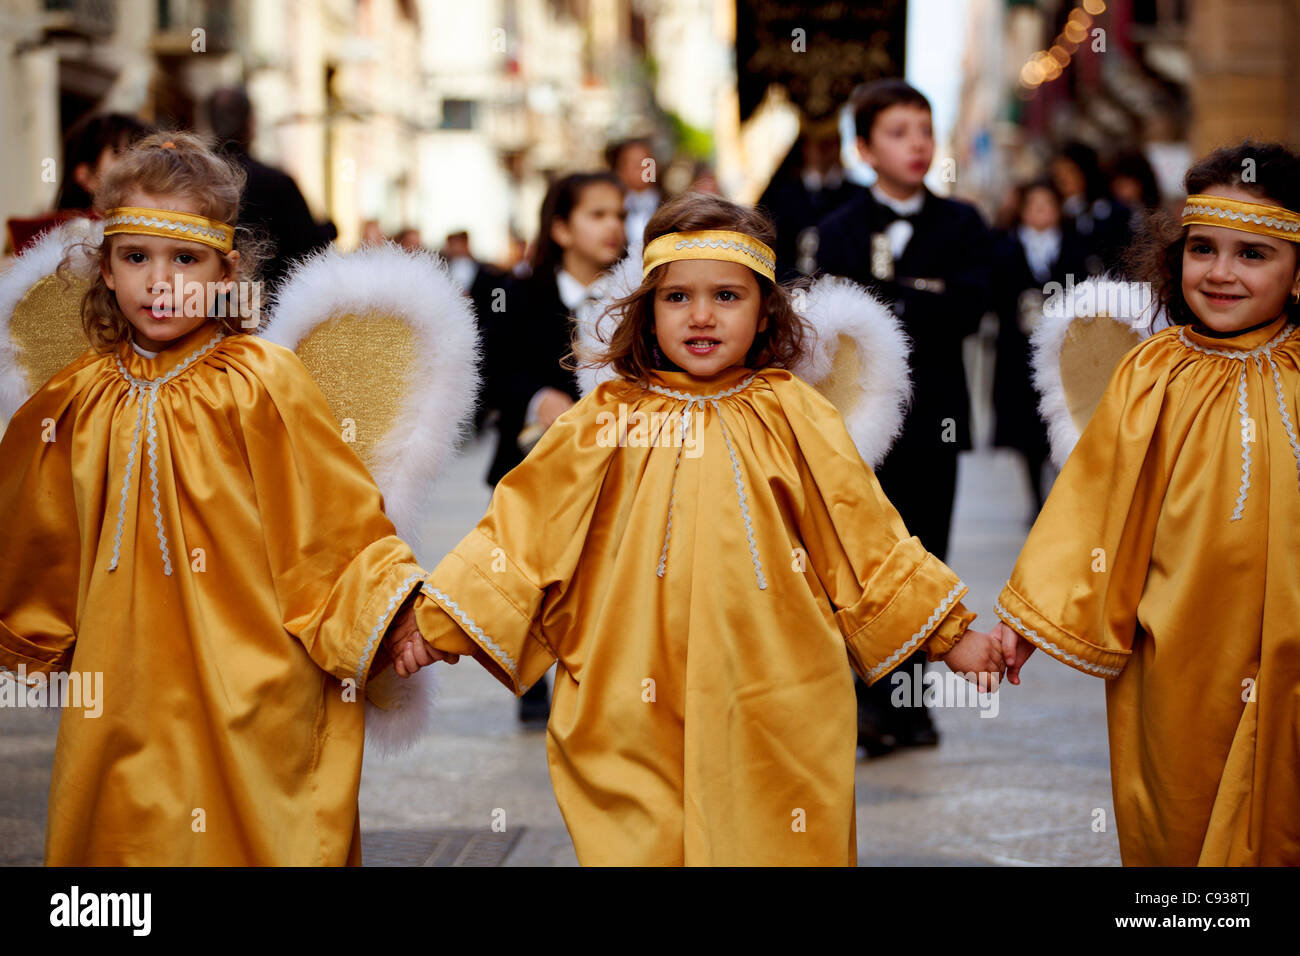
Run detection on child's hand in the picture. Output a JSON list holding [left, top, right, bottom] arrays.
[[535, 387, 574, 427], [993, 621, 1036, 686], [384, 598, 460, 678], [940, 627, 1004, 693]]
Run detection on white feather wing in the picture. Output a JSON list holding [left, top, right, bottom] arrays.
[[0, 218, 100, 426], [262, 244, 481, 551], [1030, 274, 1165, 466], [789, 276, 911, 469]]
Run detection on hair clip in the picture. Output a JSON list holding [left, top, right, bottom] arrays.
[[160, 141, 177, 150]]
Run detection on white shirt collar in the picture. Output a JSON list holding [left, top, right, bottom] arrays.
[[625, 187, 660, 214], [870, 183, 924, 217], [1017, 225, 1062, 282], [801, 168, 844, 192], [556, 268, 603, 312], [131, 340, 160, 359], [447, 255, 478, 291]]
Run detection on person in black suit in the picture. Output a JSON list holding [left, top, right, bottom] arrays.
[[208, 87, 332, 296], [812, 79, 994, 755], [481, 171, 626, 721], [442, 230, 509, 432], [1050, 142, 1132, 277], [991, 180, 1089, 513], [758, 117, 868, 283]]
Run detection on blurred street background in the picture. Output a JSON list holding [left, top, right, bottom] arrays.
[[3, 0, 1299, 865], [4, 0, 1298, 260]]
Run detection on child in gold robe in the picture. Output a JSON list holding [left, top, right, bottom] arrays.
[[394, 193, 1005, 865], [0, 133, 452, 864], [994, 141, 1300, 865]]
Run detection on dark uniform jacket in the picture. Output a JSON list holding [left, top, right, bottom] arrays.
[[813, 186, 993, 455], [482, 268, 581, 486]]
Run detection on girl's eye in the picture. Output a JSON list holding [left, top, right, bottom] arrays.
[[1241, 248, 1263, 260], [664, 291, 686, 302], [125, 252, 146, 264], [175, 254, 197, 265], [716, 290, 737, 302], [1190, 243, 1213, 255]]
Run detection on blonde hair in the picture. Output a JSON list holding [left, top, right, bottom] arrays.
[[59, 130, 268, 351]]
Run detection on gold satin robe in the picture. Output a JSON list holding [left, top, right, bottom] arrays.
[[0, 319, 427, 865], [414, 365, 976, 865], [996, 315, 1300, 865]]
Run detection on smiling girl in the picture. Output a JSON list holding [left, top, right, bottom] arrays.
[[0, 132, 453, 864], [392, 192, 1004, 865], [993, 141, 1300, 865]]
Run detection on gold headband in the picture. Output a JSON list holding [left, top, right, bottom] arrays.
[[103, 206, 235, 253], [1181, 194, 1300, 244], [643, 229, 776, 282]]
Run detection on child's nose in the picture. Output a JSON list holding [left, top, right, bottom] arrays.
[[147, 260, 173, 291], [690, 301, 715, 323], [1207, 253, 1236, 282]]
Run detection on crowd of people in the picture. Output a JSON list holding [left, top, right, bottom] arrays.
[[5, 82, 1186, 745], [452, 81, 1171, 744], [4, 73, 1298, 867]]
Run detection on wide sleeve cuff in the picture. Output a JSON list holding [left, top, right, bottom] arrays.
[[995, 583, 1130, 679], [422, 528, 557, 696], [836, 535, 970, 686], [923, 601, 977, 662], [347, 563, 428, 691], [0, 618, 73, 677]]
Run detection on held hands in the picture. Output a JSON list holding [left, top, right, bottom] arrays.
[[939, 627, 1005, 693], [992, 621, 1036, 685], [384, 594, 460, 678], [535, 387, 575, 428]]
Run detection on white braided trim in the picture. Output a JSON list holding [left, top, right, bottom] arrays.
[[712, 401, 766, 590], [107, 385, 145, 572], [643, 373, 756, 404], [994, 597, 1123, 678], [104, 211, 233, 244], [1182, 201, 1300, 235], [866, 580, 965, 682], [1176, 322, 1296, 361], [1266, 351, 1300, 495], [1231, 367, 1251, 521], [425, 585, 520, 683], [672, 238, 776, 273], [355, 571, 423, 684], [107, 332, 226, 574], [113, 331, 226, 390], [143, 390, 171, 574], [656, 417, 689, 578]]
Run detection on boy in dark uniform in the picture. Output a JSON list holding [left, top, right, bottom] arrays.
[[813, 79, 994, 754]]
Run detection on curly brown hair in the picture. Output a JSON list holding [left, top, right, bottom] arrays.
[[1124, 139, 1300, 327], [59, 130, 269, 351], [578, 192, 810, 382]]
